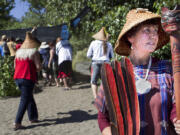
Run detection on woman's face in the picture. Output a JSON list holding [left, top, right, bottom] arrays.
[[128, 24, 159, 54]]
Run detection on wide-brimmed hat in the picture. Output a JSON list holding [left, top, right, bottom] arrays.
[[114, 8, 170, 56], [21, 32, 41, 49], [40, 42, 49, 49], [92, 27, 109, 41]]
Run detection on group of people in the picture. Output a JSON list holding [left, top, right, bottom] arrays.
[[0, 31, 73, 130], [1, 7, 180, 135], [0, 35, 23, 58], [0, 34, 73, 89], [38, 37, 73, 89]]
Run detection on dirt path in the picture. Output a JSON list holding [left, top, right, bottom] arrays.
[[0, 78, 100, 135]]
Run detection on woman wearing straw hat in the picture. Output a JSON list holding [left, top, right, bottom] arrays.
[[13, 32, 41, 130], [94, 8, 180, 135], [87, 27, 114, 100]]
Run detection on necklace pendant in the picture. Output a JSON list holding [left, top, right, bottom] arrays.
[[135, 79, 151, 95]]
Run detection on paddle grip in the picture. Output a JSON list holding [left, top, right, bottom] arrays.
[[161, 5, 180, 119]]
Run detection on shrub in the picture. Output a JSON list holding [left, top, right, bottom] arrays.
[[72, 48, 90, 70], [0, 56, 20, 97]]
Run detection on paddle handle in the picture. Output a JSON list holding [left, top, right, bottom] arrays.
[[170, 36, 180, 119], [161, 5, 180, 119]]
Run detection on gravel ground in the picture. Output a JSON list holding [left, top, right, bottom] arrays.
[[0, 79, 100, 135]]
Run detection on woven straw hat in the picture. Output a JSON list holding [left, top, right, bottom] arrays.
[[114, 8, 170, 56], [21, 32, 41, 49], [92, 27, 109, 41]]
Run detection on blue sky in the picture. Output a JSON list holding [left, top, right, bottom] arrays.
[[10, 0, 29, 20]]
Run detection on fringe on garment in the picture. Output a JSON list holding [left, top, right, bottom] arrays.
[[16, 48, 37, 60]]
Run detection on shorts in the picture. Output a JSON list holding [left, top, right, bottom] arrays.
[[91, 62, 103, 85]]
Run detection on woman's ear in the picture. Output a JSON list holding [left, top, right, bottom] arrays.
[[127, 36, 135, 44]]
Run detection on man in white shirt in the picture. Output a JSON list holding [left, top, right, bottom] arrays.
[[87, 27, 114, 99]]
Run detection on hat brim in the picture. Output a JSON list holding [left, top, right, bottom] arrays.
[[40, 45, 49, 49], [92, 27, 109, 41], [114, 11, 170, 56]]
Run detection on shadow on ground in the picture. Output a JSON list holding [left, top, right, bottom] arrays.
[[25, 110, 97, 129], [33, 84, 43, 94], [72, 71, 90, 84]]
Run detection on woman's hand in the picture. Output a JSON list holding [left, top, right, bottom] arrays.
[[48, 63, 51, 69], [102, 126, 112, 135], [173, 117, 180, 134]]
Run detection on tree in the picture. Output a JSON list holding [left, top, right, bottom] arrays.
[[0, 0, 15, 29], [5, 0, 180, 58]]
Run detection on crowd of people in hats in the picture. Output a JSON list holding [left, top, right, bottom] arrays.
[[1, 6, 180, 135], [0, 31, 73, 130], [0, 34, 73, 89]]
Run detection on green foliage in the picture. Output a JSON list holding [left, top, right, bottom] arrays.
[[0, 0, 15, 29], [153, 0, 180, 13], [20, 11, 46, 27], [90, 5, 130, 46], [70, 32, 92, 53], [152, 43, 171, 60], [72, 48, 90, 70], [86, 0, 179, 60], [2, 0, 179, 97], [2, 0, 180, 59], [0, 57, 20, 97]]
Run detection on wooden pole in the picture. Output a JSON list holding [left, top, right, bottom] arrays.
[[170, 35, 180, 119], [161, 5, 180, 119]]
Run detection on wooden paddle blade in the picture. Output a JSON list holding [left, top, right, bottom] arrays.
[[101, 63, 125, 135], [113, 60, 133, 135], [121, 57, 140, 135]]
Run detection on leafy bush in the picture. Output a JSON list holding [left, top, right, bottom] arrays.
[[72, 48, 90, 70], [152, 43, 171, 60], [0, 57, 20, 97], [70, 32, 92, 53]]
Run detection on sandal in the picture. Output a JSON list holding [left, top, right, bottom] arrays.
[[13, 123, 26, 131], [64, 87, 71, 91], [30, 119, 39, 123]]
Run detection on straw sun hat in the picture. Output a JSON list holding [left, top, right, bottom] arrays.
[[92, 27, 109, 41], [114, 8, 170, 56], [21, 32, 41, 49]]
